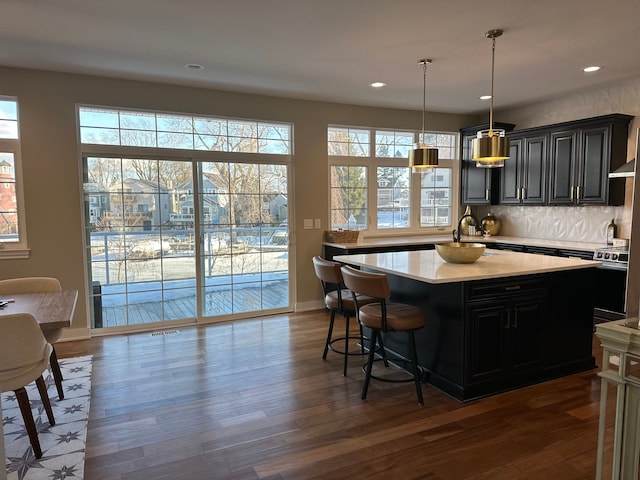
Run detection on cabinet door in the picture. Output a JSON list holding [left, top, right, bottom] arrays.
[[548, 130, 577, 205], [466, 301, 509, 384], [499, 137, 523, 204], [521, 135, 547, 205], [578, 125, 610, 204], [461, 134, 493, 204], [508, 295, 544, 372]]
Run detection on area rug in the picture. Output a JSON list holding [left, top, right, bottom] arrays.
[[3, 355, 92, 480]]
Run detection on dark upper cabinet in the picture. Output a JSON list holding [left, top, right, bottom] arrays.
[[499, 134, 547, 205], [460, 123, 515, 205], [546, 114, 632, 206]]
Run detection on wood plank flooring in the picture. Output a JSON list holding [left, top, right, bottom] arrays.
[[55, 310, 611, 480]]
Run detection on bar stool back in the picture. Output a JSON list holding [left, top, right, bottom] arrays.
[[312, 256, 374, 376], [341, 265, 425, 405]]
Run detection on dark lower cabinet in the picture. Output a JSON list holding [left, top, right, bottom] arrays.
[[467, 294, 544, 386]]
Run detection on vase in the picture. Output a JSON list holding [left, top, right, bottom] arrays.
[[481, 212, 501, 236], [459, 206, 478, 236]]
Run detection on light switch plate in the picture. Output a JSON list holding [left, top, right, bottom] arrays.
[[314, 219, 321, 229], [303, 219, 313, 230]]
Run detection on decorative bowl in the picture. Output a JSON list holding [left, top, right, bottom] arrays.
[[435, 242, 486, 264]]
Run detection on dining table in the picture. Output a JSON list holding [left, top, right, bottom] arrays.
[[0, 289, 77, 479]]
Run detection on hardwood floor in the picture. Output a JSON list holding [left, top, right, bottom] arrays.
[[56, 310, 610, 480]]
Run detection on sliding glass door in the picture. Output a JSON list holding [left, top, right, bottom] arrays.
[[84, 156, 290, 328]]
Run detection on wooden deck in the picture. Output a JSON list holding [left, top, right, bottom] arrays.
[[99, 281, 289, 327]]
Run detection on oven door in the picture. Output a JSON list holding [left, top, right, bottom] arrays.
[[594, 265, 627, 323]]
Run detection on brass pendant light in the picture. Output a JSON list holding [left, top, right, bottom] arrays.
[[472, 29, 510, 168], [409, 59, 438, 171]]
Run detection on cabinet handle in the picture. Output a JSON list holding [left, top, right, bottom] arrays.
[[517, 188, 521, 200], [576, 185, 581, 202], [505, 310, 511, 329], [522, 187, 527, 200], [504, 285, 521, 291], [570, 186, 574, 200], [485, 188, 490, 201]]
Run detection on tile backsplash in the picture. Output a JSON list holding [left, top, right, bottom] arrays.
[[475, 205, 628, 245]]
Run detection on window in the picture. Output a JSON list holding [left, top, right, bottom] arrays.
[[80, 106, 293, 329], [328, 125, 458, 234], [0, 97, 27, 258], [79, 106, 291, 154]]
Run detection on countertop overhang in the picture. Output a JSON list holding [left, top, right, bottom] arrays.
[[334, 249, 602, 284], [325, 235, 604, 252]]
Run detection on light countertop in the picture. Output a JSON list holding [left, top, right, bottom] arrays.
[[325, 235, 604, 252], [334, 248, 602, 284]]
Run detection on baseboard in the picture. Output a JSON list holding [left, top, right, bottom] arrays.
[[58, 328, 92, 342], [295, 300, 324, 312]]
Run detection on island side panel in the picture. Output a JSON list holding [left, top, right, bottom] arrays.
[[377, 272, 467, 400], [543, 268, 597, 374]]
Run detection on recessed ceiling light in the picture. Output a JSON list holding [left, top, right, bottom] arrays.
[[480, 95, 492, 100], [185, 63, 205, 70], [583, 66, 601, 73], [370, 82, 386, 88]]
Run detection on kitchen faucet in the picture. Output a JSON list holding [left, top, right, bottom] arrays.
[[452, 213, 476, 242]]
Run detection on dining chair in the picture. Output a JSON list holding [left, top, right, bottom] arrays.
[[340, 265, 425, 405], [312, 256, 376, 376], [0, 277, 66, 400], [0, 312, 56, 458]]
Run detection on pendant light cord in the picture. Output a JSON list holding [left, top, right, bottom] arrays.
[[421, 61, 427, 147], [489, 36, 496, 135]]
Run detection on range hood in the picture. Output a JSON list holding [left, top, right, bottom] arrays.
[[609, 158, 636, 178]]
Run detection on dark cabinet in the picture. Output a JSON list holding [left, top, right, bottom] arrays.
[[466, 280, 544, 386], [460, 123, 515, 205], [499, 134, 547, 205], [547, 115, 632, 205]]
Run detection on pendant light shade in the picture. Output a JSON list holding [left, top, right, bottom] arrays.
[[472, 29, 510, 168], [409, 59, 438, 171]]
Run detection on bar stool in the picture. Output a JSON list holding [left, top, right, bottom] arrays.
[[312, 256, 376, 376], [341, 265, 425, 405]]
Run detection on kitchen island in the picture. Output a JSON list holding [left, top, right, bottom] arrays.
[[335, 249, 601, 401]]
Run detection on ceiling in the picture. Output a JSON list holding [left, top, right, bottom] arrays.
[[2, 0, 640, 114]]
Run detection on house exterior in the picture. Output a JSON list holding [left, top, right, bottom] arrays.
[[102, 178, 172, 231]]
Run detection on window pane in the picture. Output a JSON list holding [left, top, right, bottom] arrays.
[[377, 167, 409, 229], [158, 132, 194, 150], [79, 108, 119, 128], [328, 127, 369, 157], [420, 167, 452, 227], [81, 127, 120, 145], [330, 166, 367, 230], [376, 130, 414, 158], [0, 100, 19, 139], [0, 152, 18, 242], [157, 114, 193, 133]]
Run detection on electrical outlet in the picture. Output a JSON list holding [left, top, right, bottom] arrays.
[[303, 219, 313, 230], [314, 219, 321, 229]]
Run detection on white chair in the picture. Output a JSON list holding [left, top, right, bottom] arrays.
[[0, 313, 56, 458], [0, 277, 66, 400]]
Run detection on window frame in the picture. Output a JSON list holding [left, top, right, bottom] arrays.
[[0, 97, 28, 259], [328, 125, 460, 236]]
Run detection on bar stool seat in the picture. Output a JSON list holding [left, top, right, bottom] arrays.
[[313, 256, 377, 376], [341, 265, 425, 405]]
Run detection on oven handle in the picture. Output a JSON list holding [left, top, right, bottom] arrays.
[[596, 263, 628, 272]]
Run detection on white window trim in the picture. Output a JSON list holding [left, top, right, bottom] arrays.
[[328, 127, 460, 238], [0, 140, 29, 259]]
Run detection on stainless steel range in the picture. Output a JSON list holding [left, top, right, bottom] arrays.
[[593, 246, 629, 322], [593, 246, 630, 271]]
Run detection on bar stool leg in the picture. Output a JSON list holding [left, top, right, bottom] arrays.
[[343, 314, 350, 376], [362, 330, 378, 400], [323, 311, 336, 360], [409, 331, 424, 405]]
